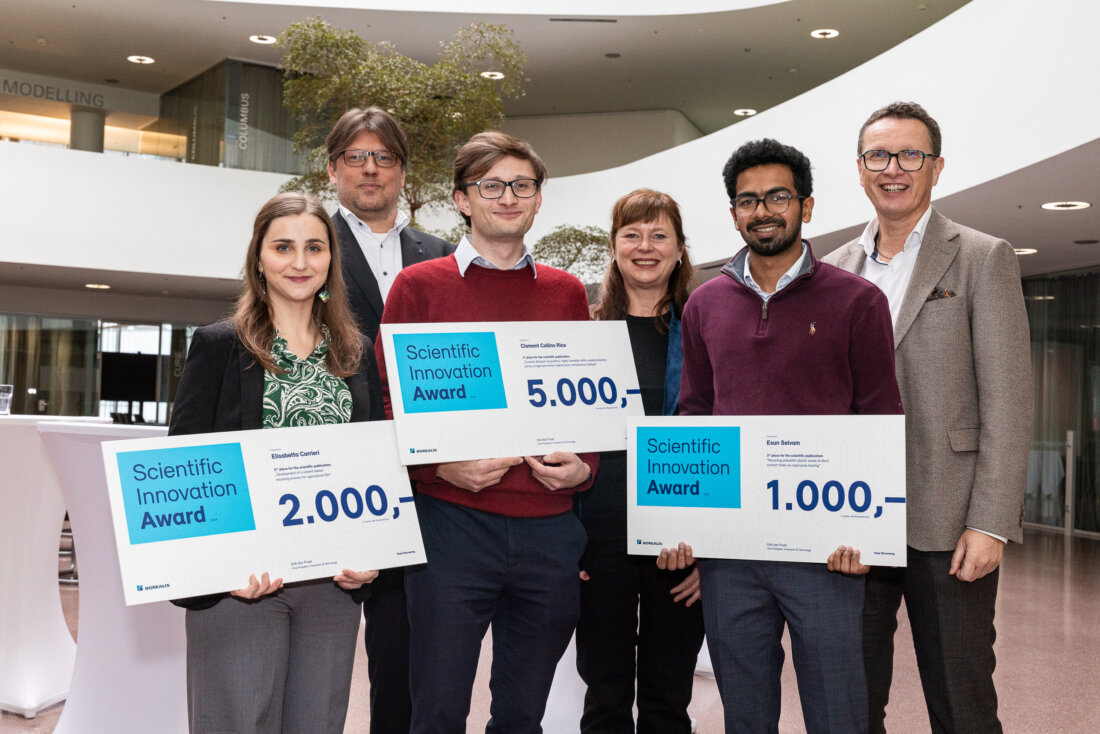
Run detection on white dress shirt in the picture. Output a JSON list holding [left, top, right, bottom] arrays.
[[338, 206, 410, 302], [454, 235, 536, 278]]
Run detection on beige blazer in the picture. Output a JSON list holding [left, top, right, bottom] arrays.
[[823, 208, 1033, 549]]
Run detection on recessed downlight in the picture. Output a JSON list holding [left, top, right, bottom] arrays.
[[85, 283, 111, 290], [734, 108, 758, 117], [127, 55, 155, 65], [1014, 248, 1038, 255], [249, 34, 277, 45], [810, 29, 839, 39], [1041, 201, 1091, 211], [480, 71, 505, 80]]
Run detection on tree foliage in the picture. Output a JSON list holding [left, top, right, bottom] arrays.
[[532, 225, 611, 284], [277, 18, 527, 225]]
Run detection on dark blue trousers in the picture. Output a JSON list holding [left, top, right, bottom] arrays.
[[699, 559, 867, 734], [406, 494, 587, 734], [362, 566, 412, 734]]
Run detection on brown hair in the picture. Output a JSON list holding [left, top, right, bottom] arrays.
[[857, 101, 942, 157], [325, 107, 410, 168], [452, 131, 548, 226], [233, 192, 364, 377], [592, 189, 697, 329]]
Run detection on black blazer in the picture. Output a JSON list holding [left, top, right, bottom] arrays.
[[334, 213, 455, 343], [168, 321, 384, 608]]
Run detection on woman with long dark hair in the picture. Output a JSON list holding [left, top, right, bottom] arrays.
[[577, 189, 705, 733], [169, 192, 382, 734]]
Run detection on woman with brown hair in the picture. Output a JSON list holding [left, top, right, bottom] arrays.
[[169, 191, 382, 734], [576, 188, 705, 733]]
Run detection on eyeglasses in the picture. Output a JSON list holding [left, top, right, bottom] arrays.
[[464, 178, 540, 199], [859, 149, 938, 172], [336, 149, 399, 168], [731, 191, 806, 215]]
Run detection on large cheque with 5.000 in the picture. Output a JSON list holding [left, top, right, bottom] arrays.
[[380, 321, 644, 464], [627, 415, 906, 566], [101, 420, 425, 605]]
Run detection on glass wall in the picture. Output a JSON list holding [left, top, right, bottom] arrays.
[[1024, 271, 1100, 534], [0, 313, 195, 424]]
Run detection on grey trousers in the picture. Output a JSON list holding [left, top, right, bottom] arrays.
[[185, 579, 362, 734]]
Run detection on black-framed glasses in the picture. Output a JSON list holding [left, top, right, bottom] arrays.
[[335, 149, 399, 168], [859, 149, 938, 172], [731, 191, 806, 215], [464, 178, 540, 199]]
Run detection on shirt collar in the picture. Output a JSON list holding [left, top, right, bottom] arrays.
[[454, 234, 537, 278], [338, 205, 409, 238], [857, 206, 933, 260], [743, 242, 808, 299]]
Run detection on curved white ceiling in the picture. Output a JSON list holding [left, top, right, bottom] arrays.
[[531, 0, 1100, 274], [205, 0, 786, 15]]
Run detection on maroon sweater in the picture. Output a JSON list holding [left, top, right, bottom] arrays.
[[680, 244, 903, 417], [376, 255, 598, 517]]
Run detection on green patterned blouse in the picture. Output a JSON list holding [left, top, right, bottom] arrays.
[[262, 330, 352, 429]]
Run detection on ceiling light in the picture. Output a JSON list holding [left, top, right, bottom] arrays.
[[480, 71, 504, 80], [1074, 239, 1099, 245], [127, 55, 155, 65], [734, 108, 758, 117], [1014, 248, 1038, 255], [810, 29, 840, 39], [605, 52, 621, 59], [1041, 201, 1090, 211], [85, 283, 111, 289], [249, 35, 277, 45]]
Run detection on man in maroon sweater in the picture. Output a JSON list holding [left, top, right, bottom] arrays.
[[679, 139, 903, 734], [376, 132, 598, 734]]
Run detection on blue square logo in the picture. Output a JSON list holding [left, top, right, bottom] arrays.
[[637, 426, 741, 509], [116, 443, 255, 544], [392, 331, 508, 414]]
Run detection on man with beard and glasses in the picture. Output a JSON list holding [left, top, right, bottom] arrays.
[[677, 138, 903, 734]]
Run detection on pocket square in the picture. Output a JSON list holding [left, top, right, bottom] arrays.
[[926, 287, 956, 301]]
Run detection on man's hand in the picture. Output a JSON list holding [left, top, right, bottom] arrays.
[[949, 528, 1004, 582], [230, 572, 283, 599], [525, 452, 590, 491], [334, 569, 379, 590], [826, 545, 870, 575], [657, 542, 696, 571], [436, 457, 524, 492]]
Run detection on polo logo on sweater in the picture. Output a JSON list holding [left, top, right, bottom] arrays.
[[392, 331, 508, 413], [809, 322, 816, 335]]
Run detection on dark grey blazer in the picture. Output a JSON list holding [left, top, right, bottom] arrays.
[[333, 213, 455, 343], [823, 208, 1033, 549]]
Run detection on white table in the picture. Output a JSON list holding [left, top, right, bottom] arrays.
[[38, 422, 188, 734], [0, 415, 107, 718]]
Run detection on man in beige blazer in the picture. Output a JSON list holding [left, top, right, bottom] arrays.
[[822, 102, 1032, 734]]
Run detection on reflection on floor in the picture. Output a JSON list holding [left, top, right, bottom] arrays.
[[2, 529, 1096, 733]]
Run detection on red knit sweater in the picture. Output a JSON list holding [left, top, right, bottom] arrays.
[[376, 255, 598, 517]]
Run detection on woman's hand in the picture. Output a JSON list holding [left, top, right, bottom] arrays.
[[670, 567, 701, 607], [334, 569, 380, 590], [230, 572, 283, 599], [657, 542, 696, 571]]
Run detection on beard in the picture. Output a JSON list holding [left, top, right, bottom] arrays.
[[743, 216, 802, 257]]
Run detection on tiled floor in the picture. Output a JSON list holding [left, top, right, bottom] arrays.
[[3, 529, 1097, 733]]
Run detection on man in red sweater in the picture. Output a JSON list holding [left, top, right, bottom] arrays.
[[679, 138, 903, 734], [376, 132, 598, 734]]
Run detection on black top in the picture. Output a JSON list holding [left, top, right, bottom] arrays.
[[578, 314, 669, 556]]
